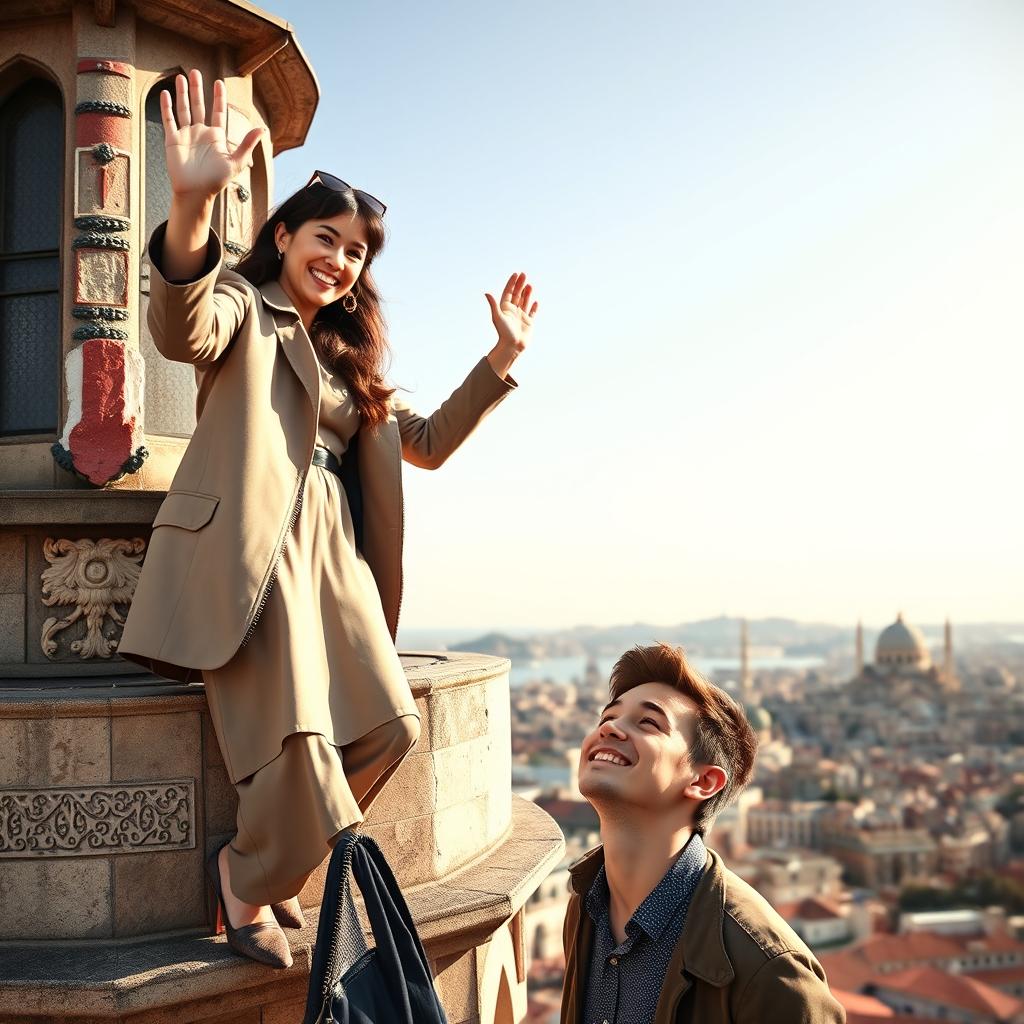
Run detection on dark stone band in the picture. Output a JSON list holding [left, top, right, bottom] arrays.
[[75, 100, 132, 117]]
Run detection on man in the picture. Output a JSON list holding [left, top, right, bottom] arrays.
[[561, 643, 845, 1023]]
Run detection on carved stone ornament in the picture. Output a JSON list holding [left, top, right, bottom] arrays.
[[40, 537, 145, 659], [0, 781, 195, 858]]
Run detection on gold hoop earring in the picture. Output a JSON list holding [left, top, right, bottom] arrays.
[[342, 291, 358, 313]]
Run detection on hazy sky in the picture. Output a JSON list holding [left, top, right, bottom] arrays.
[[271, 0, 1024, 631]]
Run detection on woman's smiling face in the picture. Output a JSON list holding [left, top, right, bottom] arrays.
[[274, 212, 369, 325]]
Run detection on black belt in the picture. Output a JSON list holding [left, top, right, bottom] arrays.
[[311, 445, 343, 475]]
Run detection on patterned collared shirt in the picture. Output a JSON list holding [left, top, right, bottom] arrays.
[[582, 833, 707, 1024]]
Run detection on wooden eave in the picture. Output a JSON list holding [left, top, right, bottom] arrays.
[[0, 0, 319, 154]]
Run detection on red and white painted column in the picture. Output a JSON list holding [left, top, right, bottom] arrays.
[[53, 58, 147, 486]]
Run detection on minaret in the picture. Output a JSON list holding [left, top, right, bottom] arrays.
[[740, 618, 752, 706], [944, 618, 956, 686], [855, 620, 864, 676]]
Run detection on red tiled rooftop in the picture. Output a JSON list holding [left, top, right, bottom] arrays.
[[820, 950, 876, 992], [875, 965, 1023, 1019], [964, 962, 1024, 986], [777, 897, 845, 922], [857, 932, 962, 966], [831, 988, 893, 1016], [848, 1017, 943, 1024]]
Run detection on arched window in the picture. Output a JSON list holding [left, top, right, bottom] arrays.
[[0, 78, 62, 436], [140, 75, 197, 437]]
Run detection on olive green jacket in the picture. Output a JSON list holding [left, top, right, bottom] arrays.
[[561, 845, 846, 1024]]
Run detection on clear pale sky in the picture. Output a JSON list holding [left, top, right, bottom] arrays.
[[270, 0, 1024, 631]]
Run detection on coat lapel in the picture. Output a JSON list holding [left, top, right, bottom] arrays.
[[258, 280, 320, 420]]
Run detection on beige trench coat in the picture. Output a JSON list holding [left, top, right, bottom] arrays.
[[119, 224, 515, 683]]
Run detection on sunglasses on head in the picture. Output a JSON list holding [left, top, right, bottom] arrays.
[[304, 170, 387, 218]]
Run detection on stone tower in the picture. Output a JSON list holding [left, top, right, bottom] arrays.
[[943, 617, 957, 689], [740, 617, 752, 706], [0, 3, 562, 1021]]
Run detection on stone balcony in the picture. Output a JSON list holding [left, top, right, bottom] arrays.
[[0, 553, 564, 1024]]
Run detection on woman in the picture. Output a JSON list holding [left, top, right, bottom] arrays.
[[119, 69, 538, 969]]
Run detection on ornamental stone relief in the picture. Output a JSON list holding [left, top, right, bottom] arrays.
[[0, 780, 195, 857], [40, 537, 145, 659]]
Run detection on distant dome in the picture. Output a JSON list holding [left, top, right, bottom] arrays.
[[746, 705, 772, 731], [876, 613, 931, 671]]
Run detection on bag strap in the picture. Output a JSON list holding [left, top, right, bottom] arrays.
[[303, 831, 445, 1024], [302, 830, 360, 1024]]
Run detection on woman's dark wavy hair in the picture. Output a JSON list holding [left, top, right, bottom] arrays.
[[235, 182, 393, 429]]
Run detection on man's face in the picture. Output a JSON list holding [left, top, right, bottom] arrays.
[[578, 682, 702, 815]]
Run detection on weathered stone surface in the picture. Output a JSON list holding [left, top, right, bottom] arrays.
[[0, 797, 563, 1015], [433, 947, 479, 1023], [111, 710, 201, 782], [362, 750, 436, 824], [432, 734, 493, 810], [205, 1012, 260, 1024], [75, 249, 128, 306], [426, 682, 489, 750], [205, 762, 237, 836], [0, 491, 164, 527], [114, 848, 206, 936], [0, 442, 56, 490], [204, 713, 227, 768], [76, 150, 130, 218], [76, 70, 132, 107], [0, 593, 25, 662], [0, 534, 25, 594], [413, 693, 431, 750], [0, 715, 110, 786], [260, 997, 306, 1024], [362, 812, 437, 888], [0, 857, 112, 939], [434, 794, 491, 877]]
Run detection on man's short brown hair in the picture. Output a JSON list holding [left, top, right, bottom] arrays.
[[609, 642, 758, 834]]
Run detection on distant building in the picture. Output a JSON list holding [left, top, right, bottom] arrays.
[[748, 799, 829, 849], [775, 897, 854, 949], [869, 966, 1024, 1023], [730, 846, 844, 906]]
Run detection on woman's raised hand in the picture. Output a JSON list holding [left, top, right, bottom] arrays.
[[485, 273, 539, 379], [161, 69, 263, 200]]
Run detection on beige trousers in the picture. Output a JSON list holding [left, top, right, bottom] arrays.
[[227, 715, 419, 905]]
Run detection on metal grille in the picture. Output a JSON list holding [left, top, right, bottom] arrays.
[[0, 80, 62, 436], [141, 79, 197, 437]]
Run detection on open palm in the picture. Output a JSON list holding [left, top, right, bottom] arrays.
[[160, 70, 262, 199], [486, 272, 539, 353]]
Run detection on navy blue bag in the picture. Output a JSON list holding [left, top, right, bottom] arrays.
[[302, 831, 448, 1024]]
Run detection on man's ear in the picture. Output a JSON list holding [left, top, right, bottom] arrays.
[[683, 765, 728, 803]]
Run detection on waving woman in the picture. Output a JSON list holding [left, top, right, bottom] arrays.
[[119, 69, 538, 969]]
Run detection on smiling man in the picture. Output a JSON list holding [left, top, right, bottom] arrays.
[[561, 643, 845, 1024]]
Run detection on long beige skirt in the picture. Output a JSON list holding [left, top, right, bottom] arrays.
[[202, 463, 421, 905]]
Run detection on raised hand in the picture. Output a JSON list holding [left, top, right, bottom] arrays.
[[486, 272, 539, 354], [161, 69, 262, 200]]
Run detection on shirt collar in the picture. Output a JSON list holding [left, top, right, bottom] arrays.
[[584, 833, 707, 943]]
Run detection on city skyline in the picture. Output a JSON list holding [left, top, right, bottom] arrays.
[[272, 0, 1024, 629]]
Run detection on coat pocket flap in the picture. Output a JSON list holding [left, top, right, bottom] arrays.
[[152, 491, 220, 531]]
